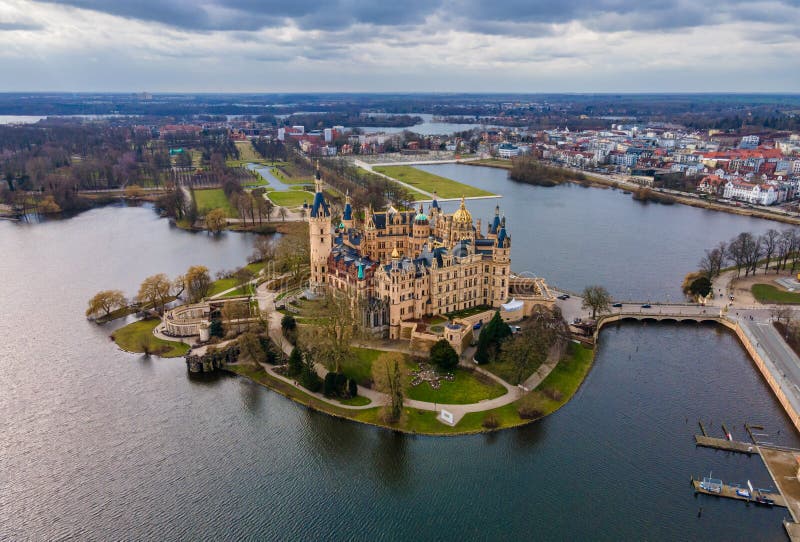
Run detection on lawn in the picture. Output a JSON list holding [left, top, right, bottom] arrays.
[[373, 165, 494, 199], [485, 355, 542, 386], [227, 341, 596, 435], [208, 277, 239, 297], [752, 284, 800, 304], [234, 141, 262, 162], [111, 318, 189, 358], [268, 190, 314, 208], [338, 348, 506, 404], [340, 347, 384, 385], [338, 396, 372, 406], [406, 367, 507, 404], [445, 305, 492, 319], [468, 158, 513, 169], [513, 342, 594, 418], [194, 188, 238, 217]]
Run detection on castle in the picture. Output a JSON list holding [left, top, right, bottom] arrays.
[[307, 167, 545, 341]]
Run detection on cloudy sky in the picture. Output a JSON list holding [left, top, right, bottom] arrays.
[[0, 0, 799, 92]]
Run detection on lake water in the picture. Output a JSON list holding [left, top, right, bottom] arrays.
[[1, 196, 797, 540], [419, 163, 781, 301], [357, 113, 488, 136]]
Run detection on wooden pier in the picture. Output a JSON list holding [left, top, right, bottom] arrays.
[[692, 479, 786, 507], [694, 435, 758, 455]]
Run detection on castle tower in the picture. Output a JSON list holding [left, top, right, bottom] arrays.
[[412, 203, 429, 257], [450, 196, 475, 244], [342, 190, 354, 229], [308, 163, 332, 292], [490, 215, 511, 305]]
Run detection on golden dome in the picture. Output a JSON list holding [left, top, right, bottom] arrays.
[[391, 245, 400, 258], [452, 197, 472, 224]]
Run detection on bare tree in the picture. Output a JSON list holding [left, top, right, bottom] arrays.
[[760, 229, 780, 274]]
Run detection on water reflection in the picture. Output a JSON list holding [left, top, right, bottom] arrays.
[[372, 431, 409, 489]]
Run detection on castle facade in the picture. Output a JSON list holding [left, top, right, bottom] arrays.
[[308, 170, 513, 340]]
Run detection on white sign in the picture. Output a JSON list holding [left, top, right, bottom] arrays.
[[440, 409, 454, 425]]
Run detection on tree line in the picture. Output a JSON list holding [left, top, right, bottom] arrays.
[[699, 228, 800, 280]]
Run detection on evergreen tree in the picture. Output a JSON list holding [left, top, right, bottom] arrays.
[[475, 311, 511, 364], [287, 347, 303, 377], [430, 339, 459, 370]]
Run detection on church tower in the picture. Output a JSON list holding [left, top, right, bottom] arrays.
[[308, 162, 332, 292]]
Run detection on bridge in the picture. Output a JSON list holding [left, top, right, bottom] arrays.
[[553, 292, 800, 435]]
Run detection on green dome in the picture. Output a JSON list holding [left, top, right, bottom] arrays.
[[415, 213, 428, 222]]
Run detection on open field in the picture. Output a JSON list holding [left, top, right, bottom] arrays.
[[111, 319, 189, 358], [194, 188, 238, 217], [234, 141, 261, 161], [373, 165, 494, 199], [467, 158, 513, 169], [752, 283, 800, 304], [268, 190, 314, 208], [406, 367, 507, 404]]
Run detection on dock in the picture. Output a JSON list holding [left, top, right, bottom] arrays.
[[694, 435, 757, 455], [692, 479, 786, 507]]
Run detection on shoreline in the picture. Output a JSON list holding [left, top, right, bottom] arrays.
[[221, 341, 596, 437], [460, 159, 800, 226]]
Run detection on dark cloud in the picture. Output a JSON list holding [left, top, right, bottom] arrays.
[[32, 0, 800, 36], [36, 0, 441, 31]]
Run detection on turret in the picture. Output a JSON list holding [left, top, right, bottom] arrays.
[[489, 203, 501, 235], [342, 190, 354, 229], [308, 167, 332, 292]]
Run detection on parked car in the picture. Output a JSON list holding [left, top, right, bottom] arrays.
[[641, 303, 651, 309], [557, 294, 570, 300], [612, 303, 623, 308]]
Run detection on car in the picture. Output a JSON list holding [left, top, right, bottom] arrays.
[[612, 303, 623, 308], [557, 294, 570, 300], [641, 303, 651, 309]]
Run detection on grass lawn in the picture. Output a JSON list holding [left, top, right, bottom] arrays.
[[406, 367, 507, 404], [219, 285, 254, 298], [227, 341, 596, 435], [485, 356, 540, 386], [245, 261, 264, 275], [194, 188, 238, 217], [445, 305, 492, 319], [111, 318, 189, 358], [339, 347, 384, 385], [469, 158, 513, 169], [514, 342, 594, 418], [339, 348, 506, 404], [373, 165, 494, 199], [208, 277, 239, 297], [752, 283, 800, 304], [234, 141, 262, 162], [338, 396, 372, 406], [268, 190, 314, 208]]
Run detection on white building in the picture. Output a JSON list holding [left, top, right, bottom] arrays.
[[497, 143, 521, 158], [723, 180, 778, 205]]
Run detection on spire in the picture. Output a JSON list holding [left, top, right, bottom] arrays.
[[490, 204, 501, 234], [431, 190, 439, 209], [314, 161, 323, 194], [343, 189, 352, 221]]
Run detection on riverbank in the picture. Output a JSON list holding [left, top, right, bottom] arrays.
[[464, 159, 800, 225], [224, 341, 595, 436]]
